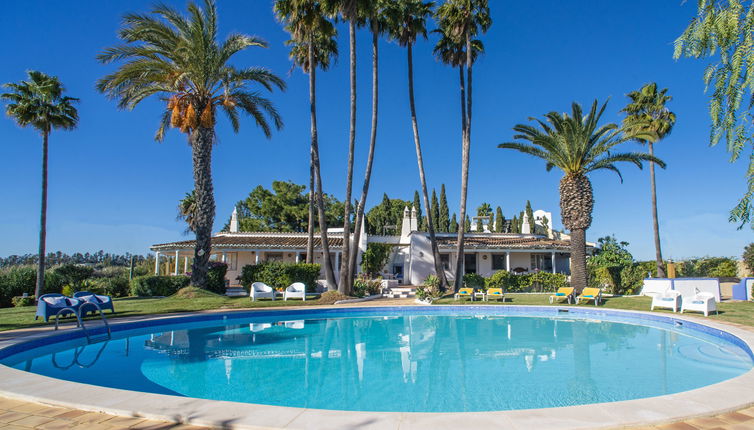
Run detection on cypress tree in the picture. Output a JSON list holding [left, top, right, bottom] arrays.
[[525, 200, 534, 234], [464, 215, 471, 233], [495, 206, 505, 232], [450, 213, 458, 233], [488, 211, 494, 233], [431, 189, 440, 232], [511, 215, 519, 234], [439, 184, 449, 232], [413, 191, 424, 231], [476, 216, 483, 232], [542, 215, 550, 236]]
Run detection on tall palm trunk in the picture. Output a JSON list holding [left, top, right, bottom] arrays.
[[349, 30, 380, 282], [307, 152, 315, 264], [339, 21, 358, 294], [453, 33, 473, 291], [648, 142, 666, 277], [407, 43, 447, 289], [35, 130, 49, 301], [559, 174, 593, 292], [190, 126, 216, 289], [309, 44, 337, 290]]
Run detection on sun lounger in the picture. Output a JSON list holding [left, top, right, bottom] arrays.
[[454, 287, 474, 301], [35, 294, 82, 322], [485, 288, 504, 302], [549, 287, 574, 304], [250, 282, 275, 301], [576, 288, 602, 305], [284, 282, 306, 301]]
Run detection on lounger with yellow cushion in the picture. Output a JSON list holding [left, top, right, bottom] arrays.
[[549, 287, 574, 304], [576, 288, 602, 306], [454, 287, 474, 301], [485, 288, 504, 302]]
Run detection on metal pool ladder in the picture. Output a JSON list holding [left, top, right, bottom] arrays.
[[54, 302, 111, 343]]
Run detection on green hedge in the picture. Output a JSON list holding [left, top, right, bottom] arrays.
[[238, 262, 321, 293], [485, 270, 568, 292], [130, 275, 190, 297], [206, 262, 228, 294], [0, 266, 67, 307]]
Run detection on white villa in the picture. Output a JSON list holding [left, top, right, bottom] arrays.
[[151, 206, 580, 289]]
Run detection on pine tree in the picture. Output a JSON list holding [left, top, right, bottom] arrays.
[[413, 191, 424, 231], [495, 206, 504, 232], [438, 184, 449, 232], [464, 215, 471, 232], [431, 189, 440, 232], [450, 213, 458, 233]]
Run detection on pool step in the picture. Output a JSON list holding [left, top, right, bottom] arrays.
[[383, 286, 416, 299], [225, 287, 248, 297]]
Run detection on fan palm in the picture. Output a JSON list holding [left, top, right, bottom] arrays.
[[275, 0, 339, 290], [435, 0, 491, 290], [322, 0, 370, 294], [1, 71, 79, 301], [348, 0, 391, 288], [621, 83, 676, 278], [498, 100, 664, 291], [97, 0, 285, 289], [385, 0, 448, 289]]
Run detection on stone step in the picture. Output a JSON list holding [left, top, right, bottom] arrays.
[[225, 287, 247, 297], [383, 286, 416, 299]]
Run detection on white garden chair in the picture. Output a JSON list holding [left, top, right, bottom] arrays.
[[650, 290, 681, 312], [284, 282, 307, 301], [681, 292, 718, 317], [250, 282, 275, 301]]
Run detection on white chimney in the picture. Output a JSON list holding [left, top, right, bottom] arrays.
[[229, 207, 239, 233]]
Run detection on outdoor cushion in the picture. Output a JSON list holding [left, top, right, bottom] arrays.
[[555, 293, 565, 296], [43, 296, 67, 307]]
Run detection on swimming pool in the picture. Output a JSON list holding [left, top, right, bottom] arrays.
[[1, 306, 751, 413]]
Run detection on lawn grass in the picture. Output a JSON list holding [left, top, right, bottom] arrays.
[[434, 293, 754, 328], [1, 293, 753, 332]]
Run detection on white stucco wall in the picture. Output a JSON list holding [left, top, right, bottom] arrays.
[[508, 252, 530, 271], [408, 234, 435, 285]]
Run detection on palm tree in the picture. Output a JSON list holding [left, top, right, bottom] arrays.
[[435, 0, 491, 290], [275, 0, 339, 290], [323, 0, 369, 294], [498, 100, 663, 291], [1, 71, 78, 301], [348, 0, 390, 287], [385, 0, 448, 289], [177, 190, 198, 234], [97, 0, 284, 289], [621, 83, 676, 278]]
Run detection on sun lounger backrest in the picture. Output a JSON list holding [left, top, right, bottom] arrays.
[[672, 278, 721, 303]]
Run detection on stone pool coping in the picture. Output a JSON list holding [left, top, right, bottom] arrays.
[[0, 305, 753, 430]]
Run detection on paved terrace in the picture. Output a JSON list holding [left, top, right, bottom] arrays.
[[0, 298, 753, 430]]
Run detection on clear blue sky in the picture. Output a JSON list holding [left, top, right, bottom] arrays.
[[1, 0, 752, 261]]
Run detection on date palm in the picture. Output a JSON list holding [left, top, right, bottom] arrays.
[[97, 0, 284, 289], [435, 0, 491, 290], [177, 190, 198, 235], [1, 71, 78, 301], [621, 83, 676, 278], [385, 0, 448, 289], [323, 0, 370, 294], [498, 100, 664, 291], [276, 0, 339, 290], [348, 0, 391, 288]]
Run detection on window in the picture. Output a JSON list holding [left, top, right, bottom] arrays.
[[530, 253, 553, 272], [440, 254, 450, 270], [226, 252, 237, 271], [265, 252, 284, 262], [492, 254, 506, 270]]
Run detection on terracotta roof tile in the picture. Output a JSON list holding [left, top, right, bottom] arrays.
[[435, 235, 574, 250], [151, 234, 344, 250]]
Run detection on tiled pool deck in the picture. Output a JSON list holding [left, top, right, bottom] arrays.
[[1, 299, 754, 430]]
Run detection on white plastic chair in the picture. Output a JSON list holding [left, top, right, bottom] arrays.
[[284, 282, 307, 301], [250, 282, 275, 301], [681, 292, 718, 317], [651, 290, 681, 312]]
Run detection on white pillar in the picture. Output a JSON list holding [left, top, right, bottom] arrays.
[[154, 252, 160, 275], [551, 251, 556, 274], [221, 252, 227, 263], [254, 251, 260, 265], [505, 252, 511, 272], [184, 256, 189, 273], [295, 252, 301, 263], [174, 250, 179, 275]]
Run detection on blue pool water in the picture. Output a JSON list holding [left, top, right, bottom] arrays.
[[1, 308, 752, 412]]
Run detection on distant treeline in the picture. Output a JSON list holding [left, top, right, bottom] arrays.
[[0, 251, 150, 269]]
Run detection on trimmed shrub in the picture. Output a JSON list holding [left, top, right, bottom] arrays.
[[353, 275, 382, 298], [239, 262, 321, 293], [206, 262, 228, 294], [463, 273, 486, 290], [485, 270, 568, 293], [130, 275, 189, 297], [11, 296, 34, 307]]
